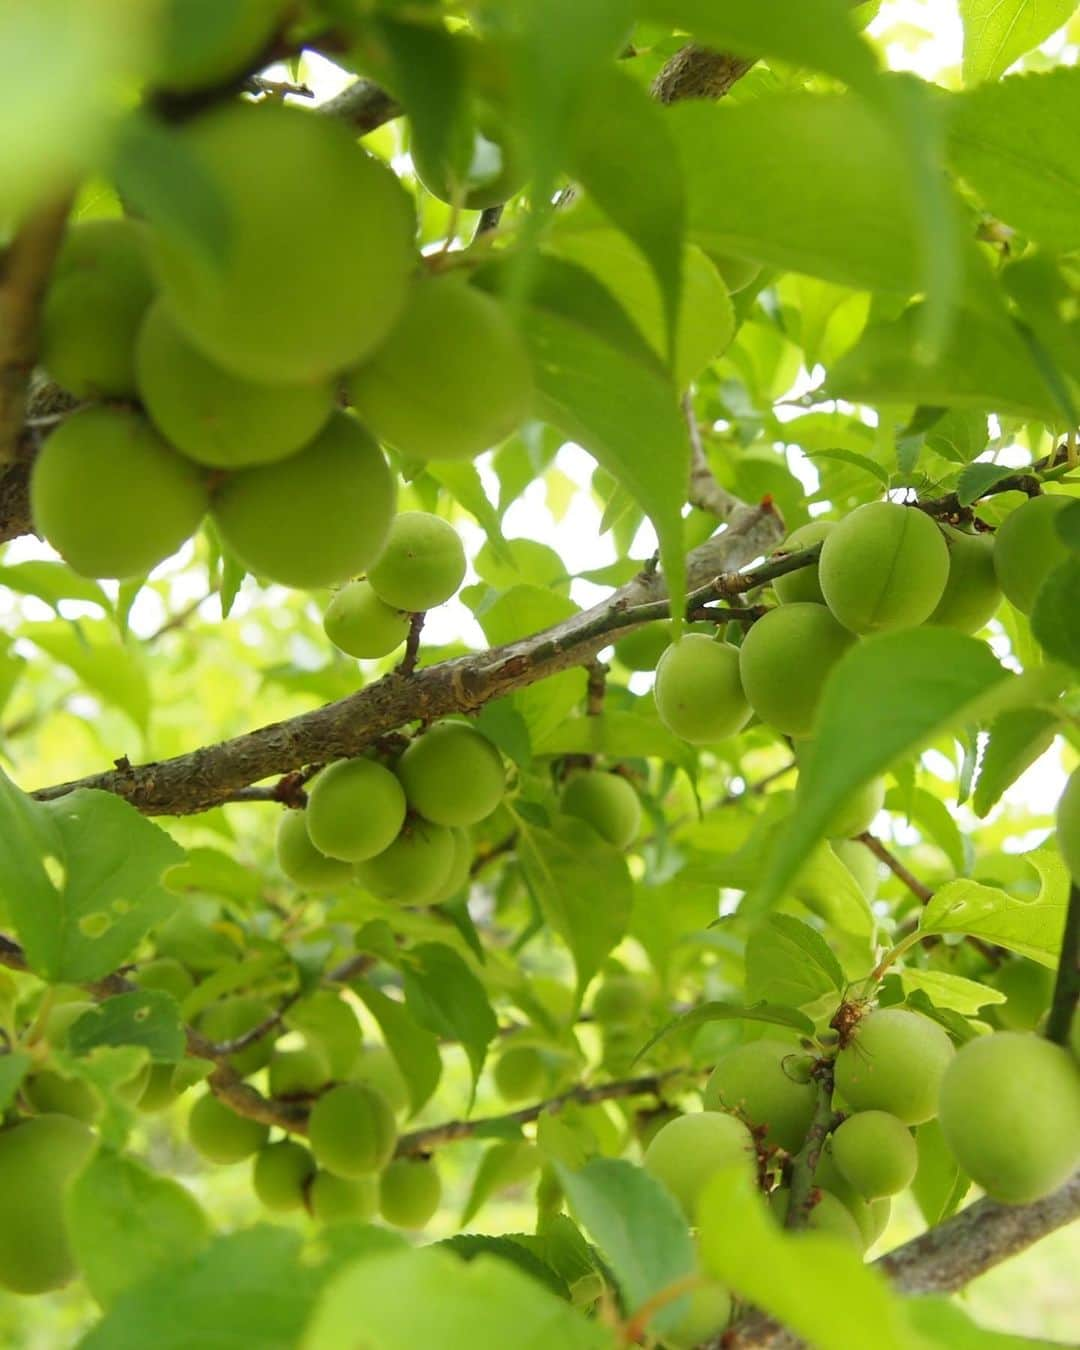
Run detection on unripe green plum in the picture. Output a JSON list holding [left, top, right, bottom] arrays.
[[252, 1140, 315, 1212], [1058, 768, 1080, 882], [428, 826, 474, 905], [832, 839, 879, 900], [830, 1111, 917, 1198], [152, 0, 288, 92], [825, 776, 886, 840], [654, 635, 751, 744], [352, 1044, 410, 1117], [560, 771, 642, 850], [134, 957, 195, 1004], [663, 1280, 732, 1348], [643, 1111, 756, 1221], [835, 1008, 955, 1125], [151, 103, 416, 383], [31, 407, 208, 580], [40, 219, 155, 398], [153, 904, 238, 973], [379, 1156, 441, 1229], [739, 603, 855, 738], [773, 521, 835, 606], [938, 1032, 1080, 1204], [137, 1062, 184, 1114], [993, 494, 1071, 615], [188, 1091, 268, 1163], [991, 958, 1055, 1032], [493, 1046, 548, 1104], [24, 1072, 101, 1125], [308, 1082, 397, 1178], [288, 991, 363, 1080], [275, 810, 354, 891], [614, 623, 671, 672], [703, 1039, 816, 1154], [308, 1169, 379, 1224], [306, 758, 407, 864], [769, 1187, 864, 1248], [592, 973, 651, 1027], [211, 412, 396, 589], [268, 1045, 331, 1099], [0, 1115, 96, 1294], [198, 996, 276, 1076], [347, 276, 532, 461], [804, 1149, 876, 1246], [635, 1106, 683, 1149], [354, 819, 455, 904], [927, 525, 1001, 633], [819, 501, 949, 634], [323, 580, 411, 660], [368, 512, 467, 612], [411, 105, 524, 210], [136, 302, 334, 468], [397, 722, 505, 827]]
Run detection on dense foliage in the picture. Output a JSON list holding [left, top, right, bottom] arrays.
[[0, 1, 1079, 1347]]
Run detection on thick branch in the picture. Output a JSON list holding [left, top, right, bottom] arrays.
[[652, 45, 756, 104], [31, 506, 787, 816], [318, 78, 402, 134]]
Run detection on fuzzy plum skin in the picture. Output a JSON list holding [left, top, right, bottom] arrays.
[[654, 635, 751, 744], [703, 1039, 816, 1153], [306, 758, 407, 863], [835, 1008, 955, 1125], [830, 1110, 917, 1198], [738, 602, 855, 738], [993, 494, 1071, 615], [643, 1111, 756, 1221]]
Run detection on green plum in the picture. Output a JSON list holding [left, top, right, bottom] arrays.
[[663, 1280, 732, 1348], [306, 758, 407, 863], [770, 1187, 864, 1248], [411, 104, 524, 210], [367, 512, 466, 612], [654, 635, 750, 744], [560, 771, 642, 850], [773, 521, 835, 606], [927, 524, 1001, 633], [738, 603, 855, 738], [268, 1045, 331, 1099], [354, 819, 455, 904], [829, 1110, 917, 1198], [252, 1140, 315, 1212], [379, 1157, 441, 1229], [493, 1046, 549, 1104], [308, 1169, 379, 1224], [323, 580, 411, 660], [643, 1111, 756, 1222], [835, 1008, 955, 1125], [832, 838, 879, 900], [993, 494, 1071, 615], [704, 1039, 816, 1154], [152, 0, 288, 92], [992, 958, 1055, 1032], [308, 1082, 397, 1179], [188, 1092, 268, 1163], [396, 722, 505, 827], [134, 957, 195, 1004], [352, 1044, 410, 1117], [275, 810, 354, 891]]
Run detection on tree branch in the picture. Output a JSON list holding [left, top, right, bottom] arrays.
[[651, 45, 756, 105], [30, 506, 787, 816], [317, 78, 402, 134], [856, 832, 934, 905], [783, 1056, 838, 1230], [1046, 881, 1079, 1046], [685, 393, 743, 520]]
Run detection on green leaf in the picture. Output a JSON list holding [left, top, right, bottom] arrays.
[[973, 707, 1060, 817], [634, 1000, 815, 1064], [912, 1120, 970, 1228], [959, 1, 1077, 85], [1031, 557, 1080, 667], [829, 305, 1060, 423], [746, 629, 1068, 917], [374, 17, 466, 192], [401, 943, 497, 1103], [535, 709, 693, 774], [353, 984, 442, 1119], [887, 786, 966, 876], [20, 620, 150, 734], [0, 778, 183, 982], [918, 847, 1069, 965], [67, 1151, 210, 1309], [956, 462, 1020, 506], [805, 449, 890, 488], [474, 700, 533, 770], [0, 561, 110, 611], [478, 585, 580, 745], [554, 1158, 694, 1335], [0, 1052, 31, 1112], [303, 1247, 613, 1350], [427, 460, 511, 564], [906, 1294, 1064, 1348], [516, 815, 633, 999], [697, 1167, 914, 1350], [460, 1141, 540, 1228], [745, 914, 845, 1008], [79, 1227, 321, 1350], [792, 839, 877, 936], [949, 68, 1080, 251], [68, 990, 186, 1063], [896, 967, 1006, 1015], [568, 67, 685, 356], [439, 1234, 569, 1299], [473, 539, 568, 593]]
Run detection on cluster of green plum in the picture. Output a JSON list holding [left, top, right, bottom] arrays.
[[653, 495, 1072, 749], [276, 720, 506, 904], [30, 100, 532, 587]]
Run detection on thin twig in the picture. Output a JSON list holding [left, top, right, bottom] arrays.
[[1045, 881, 1079, 1046], [398, 612, 425, 677], [783, 1056, 839, 1230], [856, 832, 934, 905], [684, 392, 741, 519], [586, 660, 607, 716], [473, 205, 504, 242]]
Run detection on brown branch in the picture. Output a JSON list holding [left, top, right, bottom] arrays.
[[652, 45, 756, 104], [685, 393, 741, 518], [586, 660, 607, 717], [317, 78, 402, 134], [29, 505, 787, 817], [1046, 881, 1079, 1046], [856, 832, 934, 905], [398, 612, 425, 677]]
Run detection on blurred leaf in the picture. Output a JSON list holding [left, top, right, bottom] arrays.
[[20, 620, 150, 734], [806, 449, 890, 488], [0, 561, 110, 612], [460, 1142, 540, 1228], [354, 984, 443, 1119], [912, 1120, 970, 1228], [634, 999, 815, 1064], [959, 2, 1077, 86], [439, 1234, 568, 1299], [0, 1052, 31, 1112], [401, 944, 497, 1103], [956, 462, 1019, 506], [1031, 557, 1080, 667], [906, 1294, 1063, 1348], [973, 707, 1059, 817], [375, 17, 466, 187], [68, 990, 186, 1063]]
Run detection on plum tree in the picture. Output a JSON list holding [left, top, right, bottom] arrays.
[[927, 525, 1001, 633], [252, 1140, 315, 1213], [643, 1112, 756, 1221], [835, 1008, 955, 1124], [769, 1188, 865, 1248], [149, 102, 416, 382], [819, 502, 949, 633], [210, 412, 396, 589], [738, 603, 855, 738], [991, 958, 1055, 1032], [346, 276, 533, 461], [703, 1039, 816, 1154], [773, 521, 835, 605], [135, 302, 334, 468], [993, 494, 1071, 614], [275, 810, 354, 891], [493, 1045, 549, 1103], [307, 1082, 397, 1178], [267, 1046, 331, 1099], [0, 1115, 96, 1294], [323, 580, 411, 660], [396, 723, 505, 827], [410, 104, 524, 210], [39, 218, 155, 399], [151, 0, 288, 92], [187, 1092, 269, 1164], [1058, 768, 1080, 881], [654, 635, 751, 744], [305, 758, 407, 863], [938, 1033, 1080, 1204], [31, 407, 208, 579], [379, 1157, 442, 1229], [829, 1111, 917, 1198], [308, 1170, 379, 1225], [367, 512, 467, 612], [354, 818, 456, 904], [833, 839, 879, 900], [198, 995, 276, 1076], [352, 1044, 410, 1116], [664, 1280, 732, 1347], [559, 770, 642, 849]]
